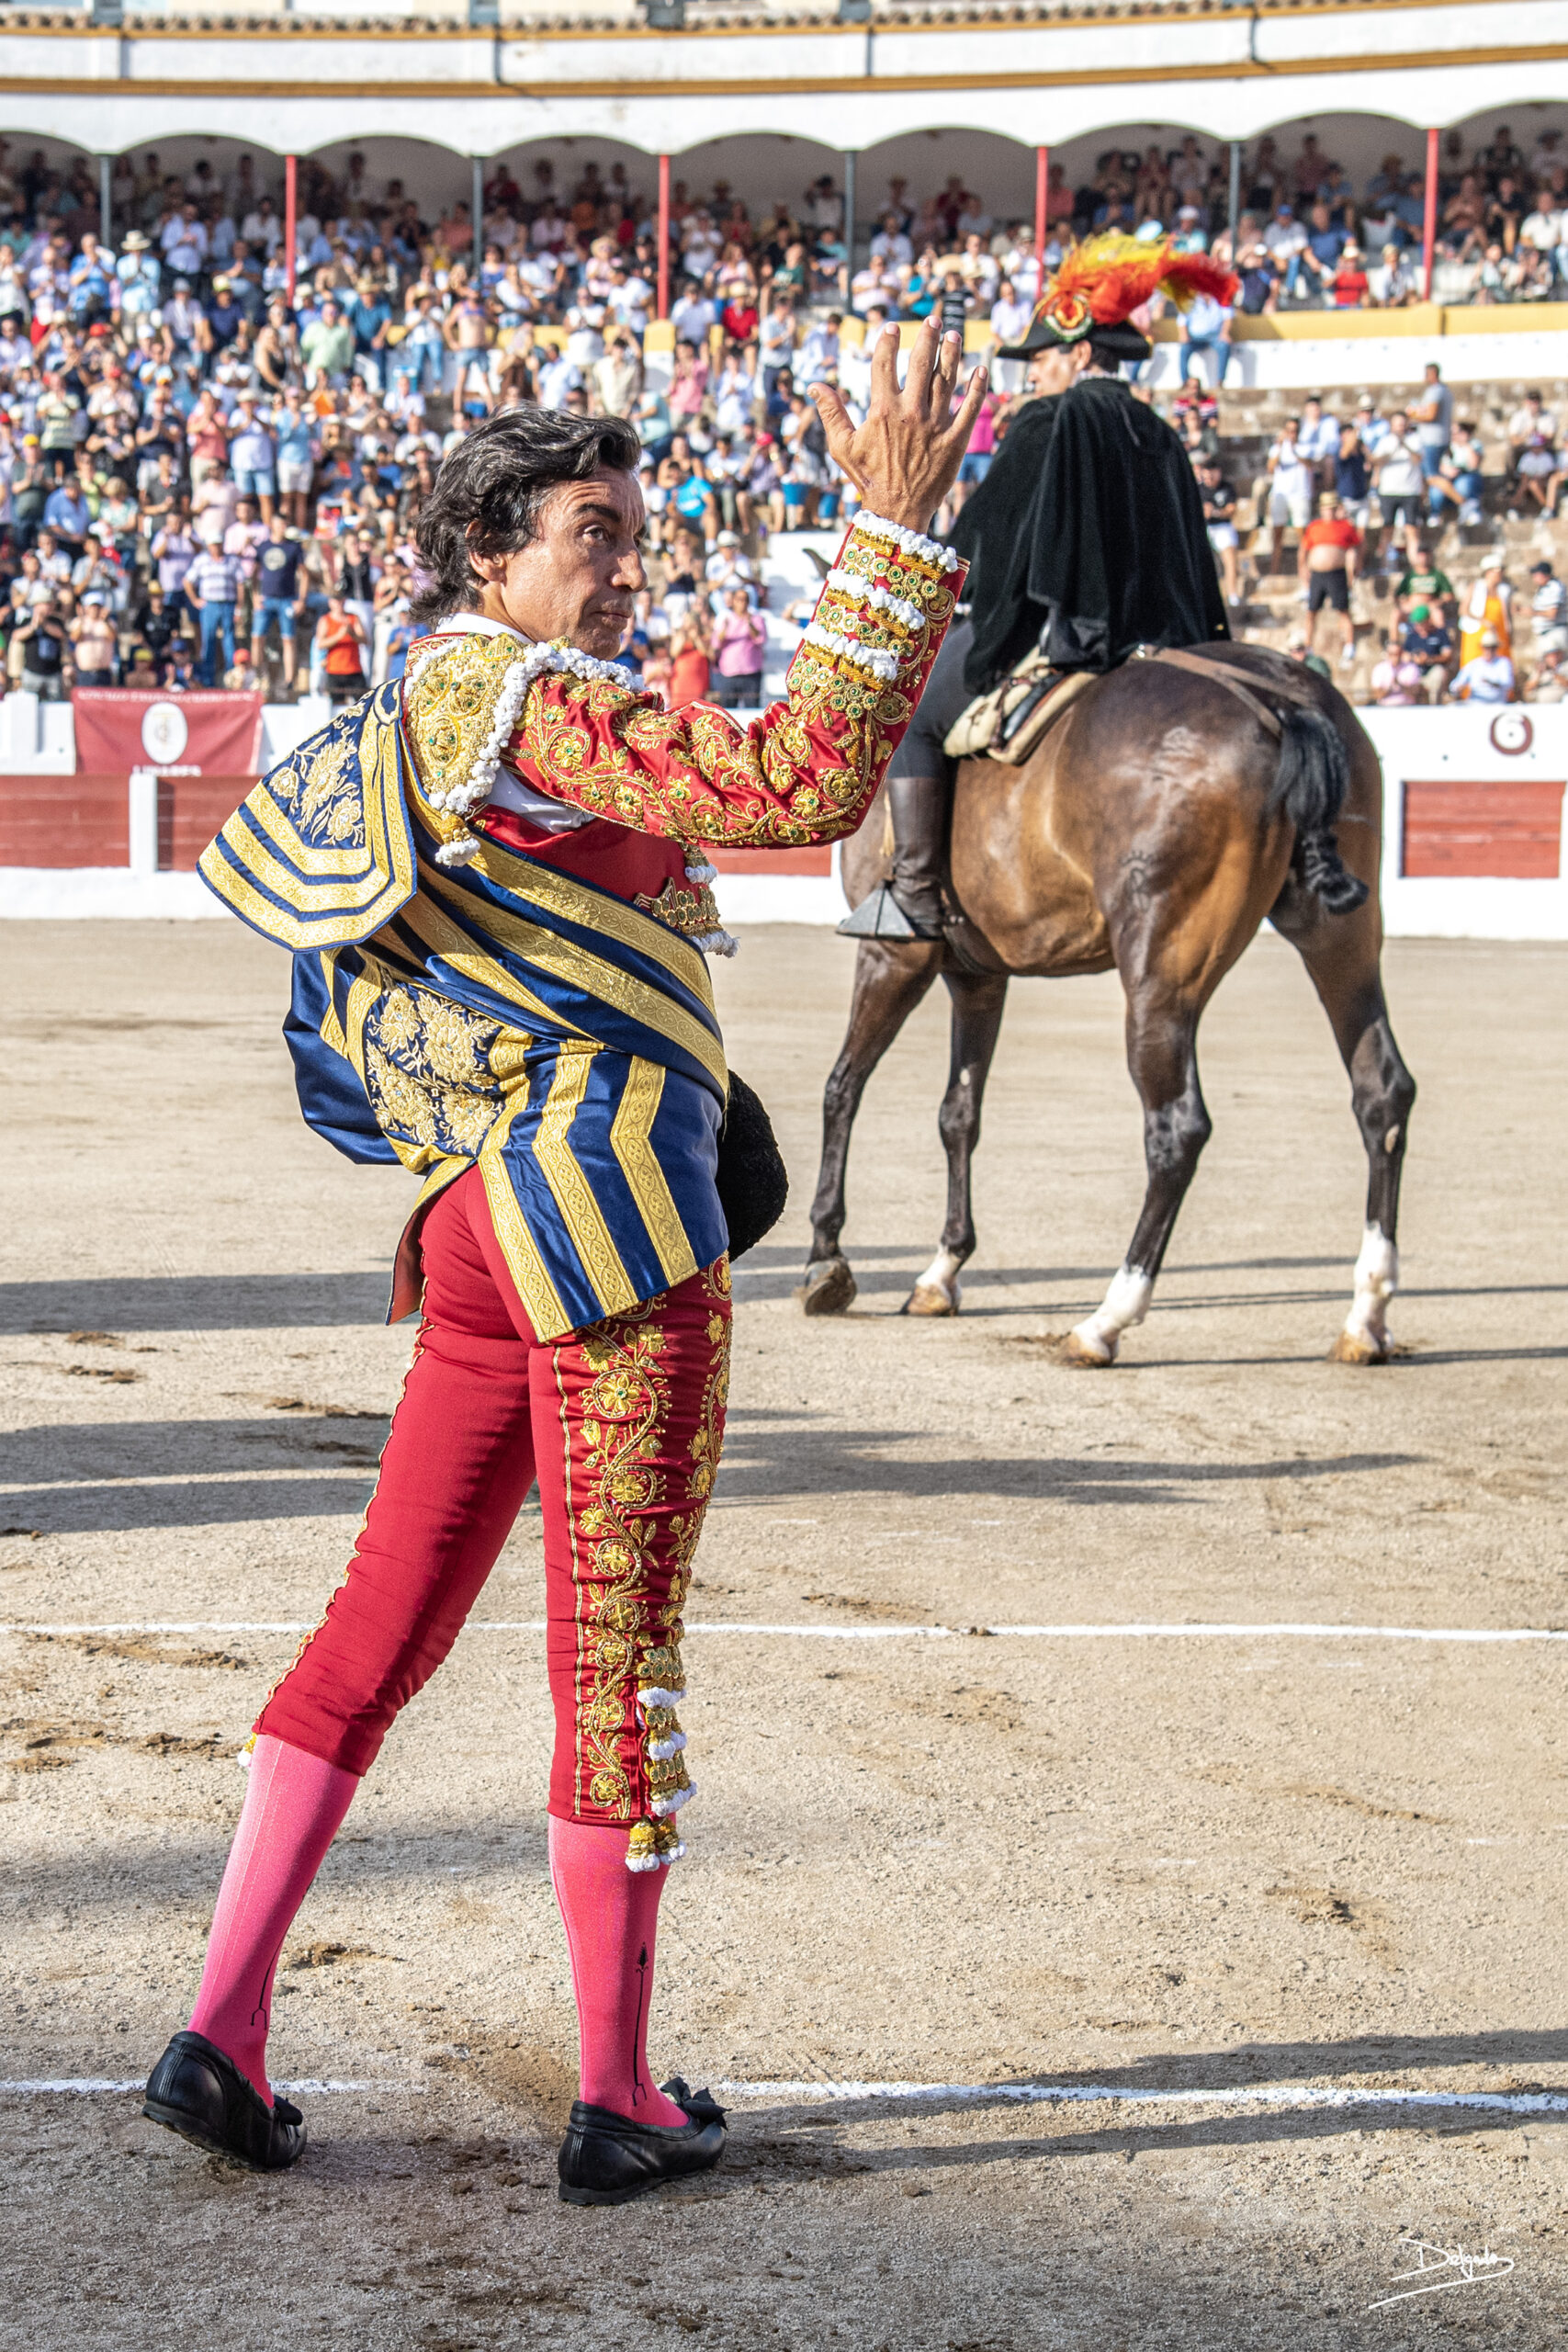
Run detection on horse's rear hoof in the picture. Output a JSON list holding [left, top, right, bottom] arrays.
[[1056, 1325, 1117, 1368], [903, 1282, 958, 1317], [1327, 1327, 1390, 1365], [796, 1257, 856, 1316]]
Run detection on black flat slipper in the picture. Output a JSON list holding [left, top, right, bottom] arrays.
[[557, 2075, 727, 2207], [142, 2030, 307, 2173]]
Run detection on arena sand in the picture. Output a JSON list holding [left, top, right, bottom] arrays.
[[3, 919, 1567, 2351]]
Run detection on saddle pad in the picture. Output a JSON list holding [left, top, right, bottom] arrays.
[[945, 663, 1096, 766]]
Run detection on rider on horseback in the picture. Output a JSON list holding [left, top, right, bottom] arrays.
[[844, 235, 1239, 942]]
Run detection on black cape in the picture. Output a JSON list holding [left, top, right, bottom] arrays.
[[947, 375, 1229, 695]]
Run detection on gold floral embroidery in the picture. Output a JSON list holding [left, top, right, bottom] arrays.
[[563, 1271, 731, 1835], [503, 518, 964, 853], [401, 633, 526, 808], [569, 1308, 677, 1821], [361, 982, 508, 1163], [264, 729, 366, 853]]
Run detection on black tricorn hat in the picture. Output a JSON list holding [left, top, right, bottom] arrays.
[[997, 308, 1152, 363]]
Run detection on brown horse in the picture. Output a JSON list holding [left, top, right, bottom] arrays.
[[798, 643, 1416, 1365]]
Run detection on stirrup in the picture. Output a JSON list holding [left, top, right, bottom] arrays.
[[836, 883, 943, 942]]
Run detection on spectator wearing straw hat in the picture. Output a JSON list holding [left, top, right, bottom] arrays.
[[1451, 628, 1516, 701]]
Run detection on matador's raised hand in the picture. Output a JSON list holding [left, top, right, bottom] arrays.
[[807, 314, 989, 535]]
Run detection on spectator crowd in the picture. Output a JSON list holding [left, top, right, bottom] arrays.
[[0, 124, 1565, 708]]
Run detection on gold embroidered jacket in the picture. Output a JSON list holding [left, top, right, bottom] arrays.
[[201, 512, 965, 1338]]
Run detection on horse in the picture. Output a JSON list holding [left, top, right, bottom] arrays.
[[796, 643, 1416, 1366]]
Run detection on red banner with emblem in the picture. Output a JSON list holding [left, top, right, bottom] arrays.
[[73, 689, 264, 777]]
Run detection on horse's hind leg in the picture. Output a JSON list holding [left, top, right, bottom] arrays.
[[800, 937, 944, 1315], [1065, 985, 1213, 1366], [1281, 904, 1416, 1363], [904, 967, 1010, 1317]]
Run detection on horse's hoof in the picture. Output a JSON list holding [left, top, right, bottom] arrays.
[[1057, 1324, 1117, 1368], [796, 1257, 856, 1317], [902, 1282, 959, 1317], [1328, 1327, 1390, 1365]]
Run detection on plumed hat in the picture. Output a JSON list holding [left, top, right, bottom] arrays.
[[998, 234, 1240, 363]]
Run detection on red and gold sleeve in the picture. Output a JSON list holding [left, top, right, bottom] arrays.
[[504, 512, 967, 849]]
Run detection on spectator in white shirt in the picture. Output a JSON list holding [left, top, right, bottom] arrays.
[[1295, 395, 1342, 469], [1263, 204, 1308, 286], [869, 213, 912, 270], [1520, 194, 1564, 255], [536, 350, 582, 410], [1450, 630, 1516, 703], [849, 260, 899, 317], [988, 279, 1032, 392], [563, 307, 604, 372], [1367, 243, 1417, 307], [241, 198, 283, 256], [1265, 421, 1315, 528], [671, 287, 716, 345], [714, 359, 757, 437], [161, 206, 209, 277], [758, 296, 796, 394], [837, 309, 889, 412], [796, 311, 840, 387], [1374, 411, 1427, 535], [1507, 390, 1558, 452], [1529, 559, 1568, 654]]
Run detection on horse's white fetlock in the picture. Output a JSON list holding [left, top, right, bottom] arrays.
[[911, 1247, 964, 1312], [1338, 1222, 1398, 1355], [1069, 1264, 1153, 1363]]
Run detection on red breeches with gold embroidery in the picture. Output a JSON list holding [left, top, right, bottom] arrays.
[[255, 1167, 729, 1854]]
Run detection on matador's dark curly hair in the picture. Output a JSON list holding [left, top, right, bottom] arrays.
[[411, 406, 641, 628]]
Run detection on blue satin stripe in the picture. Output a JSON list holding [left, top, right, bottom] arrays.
[[199, 682, 417, 950], [283, 951, 400, 1166], [418, 819, 720, 1043], [199, 685, 731, 1340]]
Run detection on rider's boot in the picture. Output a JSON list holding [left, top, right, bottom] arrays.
[[838, 772, 949, 940], [886, 773, 950, 937]]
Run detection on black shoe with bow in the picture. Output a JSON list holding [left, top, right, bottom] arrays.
[[557, 2076, 726, 2206], [142, 2030, 307, 2172]]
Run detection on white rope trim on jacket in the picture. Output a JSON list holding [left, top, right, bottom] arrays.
[[800, 621, 900, 683], [419, 637, 636, 827], [823, 570, 927, 634], [852, 510, 964, 572]]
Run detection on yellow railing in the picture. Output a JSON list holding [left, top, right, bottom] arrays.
[[1149, 303, 1568, 343]]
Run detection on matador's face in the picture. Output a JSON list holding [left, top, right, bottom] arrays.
[[472, 467, 648, 659]]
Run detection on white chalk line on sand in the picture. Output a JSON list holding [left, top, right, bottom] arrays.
[[6, 2076, 1565, 2119], [0, 2078, 423, 2096], [713, 2079, 1568, 2115], [6, 1620, 1568, 1644]]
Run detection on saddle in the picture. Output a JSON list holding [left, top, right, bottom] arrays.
[[942, 653, 1098, 767], [944, 640, 1321, 768]]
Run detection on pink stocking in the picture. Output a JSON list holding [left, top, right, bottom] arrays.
[[188, 1734, 359, 2102], [548, 1815, 688, 2128]]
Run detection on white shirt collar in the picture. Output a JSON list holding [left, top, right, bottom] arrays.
[[437, 609, 533, 647]]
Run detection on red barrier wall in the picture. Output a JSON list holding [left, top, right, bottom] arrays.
[[1403, 779, 1566, 878], [0, 775, 130, 868], [156, 776, 254, 872], [706, 844, 832, 875]]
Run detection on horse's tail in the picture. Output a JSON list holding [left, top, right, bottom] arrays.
[[1268, 703, 1369, 916]]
